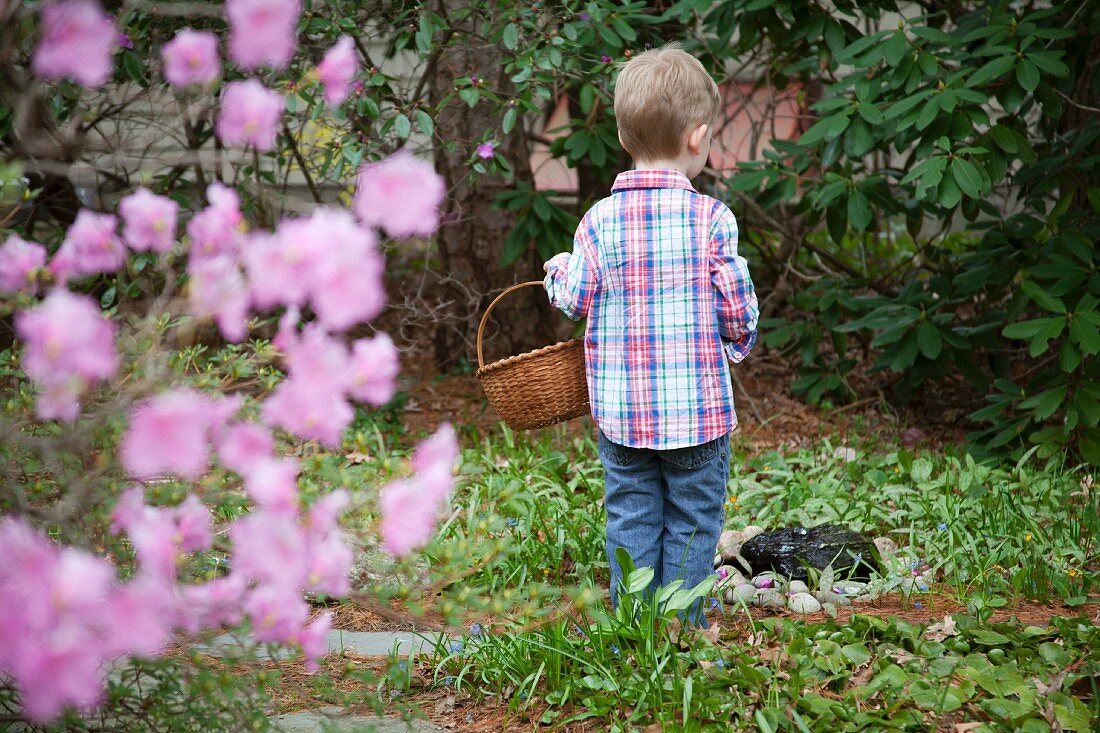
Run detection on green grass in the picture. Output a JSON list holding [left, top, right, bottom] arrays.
[[410, 424, 1098, 731]]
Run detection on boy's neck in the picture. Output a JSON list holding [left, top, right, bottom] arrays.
[[632, 158, 692, 177]]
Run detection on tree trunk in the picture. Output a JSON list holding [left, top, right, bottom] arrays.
[[428, 2, 567, 371]]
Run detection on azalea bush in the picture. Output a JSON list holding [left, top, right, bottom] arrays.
[[0, 0, 460, 724]]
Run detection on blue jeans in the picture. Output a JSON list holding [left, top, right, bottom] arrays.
[[598, 429, 731, 623]]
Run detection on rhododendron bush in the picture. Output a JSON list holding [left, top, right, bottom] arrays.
[[0, 0, 457, 724]]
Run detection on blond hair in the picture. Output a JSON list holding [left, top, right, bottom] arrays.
[[613, 43, 721, 160]]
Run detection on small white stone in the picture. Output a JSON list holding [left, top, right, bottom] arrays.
[[752, 572, 788, 591], [725, 583, 757, 604], [742, 525, 766, 540], [874, 537, 898, 557], [832, 446, 858, 462], [753, 588, 787, 610], [814, 590, 852, 607], [787, 592, 822, 614], [717, 530, 746, 558], [788, 580, 810, 594]]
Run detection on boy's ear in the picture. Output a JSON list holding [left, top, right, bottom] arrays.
[[687, 123, 709, 154]]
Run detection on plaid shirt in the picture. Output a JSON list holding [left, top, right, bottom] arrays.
[[544, 169, 758, 450]]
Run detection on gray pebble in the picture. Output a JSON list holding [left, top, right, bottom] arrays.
[[752, 588, 786, 610], [725, 583, 757, 604], [787, 592, 822, 614], [788, 580, 809, 594], [814, 590, 852, 607]]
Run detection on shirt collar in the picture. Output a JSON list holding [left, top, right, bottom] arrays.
[[611, 168, 696, 193]]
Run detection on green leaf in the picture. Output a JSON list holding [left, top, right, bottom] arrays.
[[502, 106, 517, 135], [393, 113, 411, 138], [916, 321, 943, 359], [1016, 59, 1040, 92], [624, 565, 654, 595], [847, 189, 872, 231], [1026, 51, 1069, 77], [416, 109, 434, 136], [1021, 281, 1066, 313], [967, 56, 1014, 87], [951, 158, 983, 198], [1020, 386, 1067, 420], [884, 31, 908, 66], [799, 113, 851, 146], [989, 125, 1018, 153], [502, 23, 519, 50], [1070, 316, 1100, 354]]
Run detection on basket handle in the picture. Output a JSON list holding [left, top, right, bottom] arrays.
[[476, 280, 546, 369]]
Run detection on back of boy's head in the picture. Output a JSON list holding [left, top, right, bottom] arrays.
[[613, 43, 721, 161]]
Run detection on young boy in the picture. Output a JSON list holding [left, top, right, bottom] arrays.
[[543, 44, 758, 624]]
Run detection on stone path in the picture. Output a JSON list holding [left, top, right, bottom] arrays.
[[197, 630, 452, 732], [199, 629, 450, 660], [272, 706, 443, 732]]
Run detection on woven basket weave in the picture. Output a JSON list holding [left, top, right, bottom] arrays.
[[475, 281, 590, 430]]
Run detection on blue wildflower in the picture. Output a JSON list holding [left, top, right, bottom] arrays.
[[715, 659, 726, 668], [854, 553, 862, 562], [609, 644, 620, 656], [470, 623, 483, 638], [918, 583, 928, 592], [398, 661, 408, 671], [709, 596, 720, 609], [573, 625, 587, 638], [938, 523, 947, 531], [449, 642, 463, 654], [442, 676, 455, 686], [519, 691, 528, 700], [506, 518, 518, 526], [914, 601, 923, 609]]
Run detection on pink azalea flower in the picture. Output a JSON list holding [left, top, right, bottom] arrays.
[[187, 254, 250, 341], [242, 456, 300, 514], [120, 388, 239, 479], [262, 376, 354, 447], [217, 421, 274, 474], [262, 326, 354, 446], [176, 574, 246, 633], [378, 477, 439, 557], [116, 33, 133, 50], [33, 0, 116, 88], [297, 612, 332, 672], [412, 422, 459, 481], [15, 289, 118, 421], [352, 150, 446, 238], [243, 225, 320, 310], [245, 585, 310, 643], [305, 533, 352, 596], [175, 494, 213, 552], [119, 188, 178, 253], [0, 518, 139, 722], [476, 141, 495, 159], [102, 573, 174, 658], [186, 182, 245, 259], [302, 209, 384, 331], [306, 489, 349, 537], [216, 79, 284, 151], [0, 234, 47, 294], [161, 28, 220, 88], [49, 209, 125, 283], [230, 510, 309, 590], [347, 333, 399, 405], [226, 0, 300, 70], [316, 34, 357, 106]]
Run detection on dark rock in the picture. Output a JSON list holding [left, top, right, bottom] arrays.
[[739, 524, 881, 581]]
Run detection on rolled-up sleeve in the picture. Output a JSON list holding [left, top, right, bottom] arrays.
[[710, 204, 758, 363], [544, 210, 600, 320]]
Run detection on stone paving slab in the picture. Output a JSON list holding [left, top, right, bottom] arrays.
[[198, 630, 451, 660], [271, 706, 443, 732]]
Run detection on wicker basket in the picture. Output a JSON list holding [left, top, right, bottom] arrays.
[[475, 281, 590, 430]]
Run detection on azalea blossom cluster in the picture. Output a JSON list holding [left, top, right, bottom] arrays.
[[1, 0, 459, 723], [31, 0, 358, 153]]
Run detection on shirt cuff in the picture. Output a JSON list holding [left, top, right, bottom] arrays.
[[723, 330, 758, 364], [543, 252, 571, 304]]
